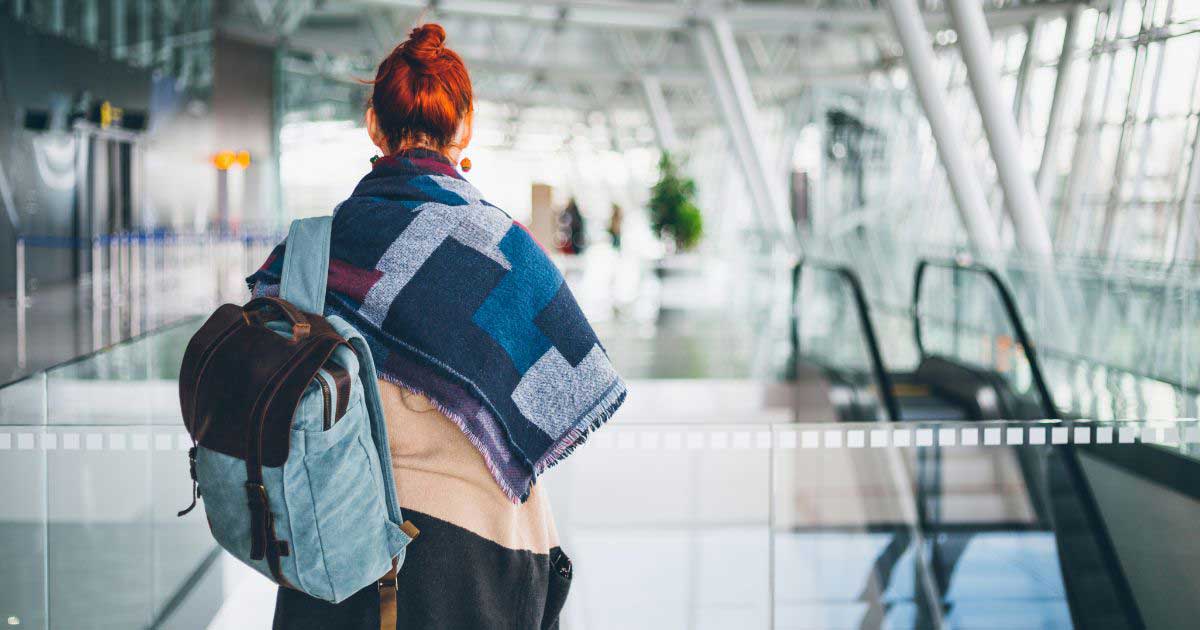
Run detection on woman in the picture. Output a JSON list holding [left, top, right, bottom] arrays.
[[249, 24, 625, 630]]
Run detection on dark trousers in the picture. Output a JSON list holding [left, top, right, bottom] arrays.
[[273, 510, 572, 630]]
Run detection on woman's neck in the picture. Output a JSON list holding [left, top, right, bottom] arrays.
[[393, 142, 461, 165]]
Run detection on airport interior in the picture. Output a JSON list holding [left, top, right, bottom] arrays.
[[3, 0, 1200, 628]]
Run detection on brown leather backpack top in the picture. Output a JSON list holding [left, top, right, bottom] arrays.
[[179, 296, 350, 466]]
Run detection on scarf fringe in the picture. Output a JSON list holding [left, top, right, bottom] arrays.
[[532, 380, 628, 476], [377, 372, 530, 504]]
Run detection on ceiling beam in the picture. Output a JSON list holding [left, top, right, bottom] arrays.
[[356, 0, 1086, 34]]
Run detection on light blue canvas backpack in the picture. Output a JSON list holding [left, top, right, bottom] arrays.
[[178, 216, 417, 609]]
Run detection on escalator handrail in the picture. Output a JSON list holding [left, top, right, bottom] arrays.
[[912, 258, 1057, 419], [794, 259, 902, 422]]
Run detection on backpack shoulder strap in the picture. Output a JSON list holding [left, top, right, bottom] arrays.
[[279, 216, 333, 315]]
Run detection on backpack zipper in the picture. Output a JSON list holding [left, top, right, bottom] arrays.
[[315, 371, 333, 430]]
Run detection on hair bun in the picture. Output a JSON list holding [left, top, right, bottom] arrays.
[[403, 24, 447, 71]]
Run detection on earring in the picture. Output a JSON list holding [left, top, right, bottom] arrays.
[[370, 155, 380, 164], [459, 157, 472, 172]]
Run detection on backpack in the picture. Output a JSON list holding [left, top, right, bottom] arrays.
[[177, 216, 417, 616]]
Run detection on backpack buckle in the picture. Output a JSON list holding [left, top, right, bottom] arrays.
[[245, 482, 269, 506]]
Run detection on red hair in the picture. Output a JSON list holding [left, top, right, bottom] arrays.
[[369, 23, 472, 152]]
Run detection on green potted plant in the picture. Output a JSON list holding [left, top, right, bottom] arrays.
[[648, 151, 703, 253]]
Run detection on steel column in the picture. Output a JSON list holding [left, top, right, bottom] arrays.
[[138, 0, 152, 65], [1013, 18, 1042, 135], [1172, 112, 1200, 262], [947, 0, 1054, 256], [882, 0, 1000, 253], [640, 75, 680, 153], [83, 0, 100, 46], [1036, 5, 1084, 212], [1062, 1, 1121, 251], [1104, 0, 1172, 259], [15, 237, 26, 369], [710, 17, 796, 254], [50, 0, 64, 34], [112, 0, 128, 59], [694, 19, 797, 254]]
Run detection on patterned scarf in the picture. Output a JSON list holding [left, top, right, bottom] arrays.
[[248, 149, 626, 502]]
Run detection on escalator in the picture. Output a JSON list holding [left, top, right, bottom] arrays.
[[794, 257, 1200, 629]]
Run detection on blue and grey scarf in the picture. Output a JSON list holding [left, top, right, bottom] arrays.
[[248, 149, 626, 502]]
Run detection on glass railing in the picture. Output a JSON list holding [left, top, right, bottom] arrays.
[[808, 229, 1200, 422], [793, 260, 900, 421], [5, 229, 280, 382], [0, 318, 212, 628], [912, 259, 1055, 418], [3, 413, 1198, 629], [556, 418, 1200, 629]]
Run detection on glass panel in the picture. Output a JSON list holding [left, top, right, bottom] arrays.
[[44, 318, 201, 426], [554, 420, 1200, 629], [0, 374, 45, 426], [0, 426, 48, 629], [45, 425, 154, 628]]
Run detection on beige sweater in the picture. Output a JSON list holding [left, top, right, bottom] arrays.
[[378, 379, 560, 554]]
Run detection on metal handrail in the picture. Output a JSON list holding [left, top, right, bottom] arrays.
[[794, 259, 902, 422], [912, 258, 1058, 419]]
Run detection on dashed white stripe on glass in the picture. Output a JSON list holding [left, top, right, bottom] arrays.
[[4, 423, 1188, 456]]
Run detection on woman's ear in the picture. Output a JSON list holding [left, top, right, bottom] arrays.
[[366, 107, 390, 154], [455, 111, 474, 151]]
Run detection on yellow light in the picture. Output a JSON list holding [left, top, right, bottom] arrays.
[[235, 150, 251, 169], [99, 101, 123, 129], [213, 151, 235, 171]]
